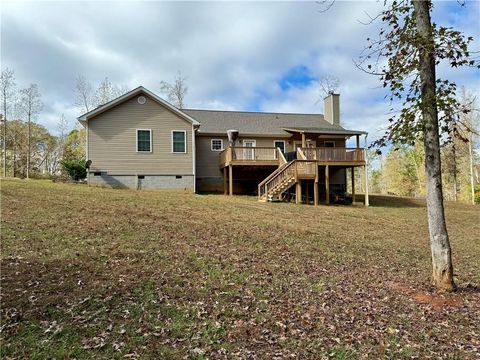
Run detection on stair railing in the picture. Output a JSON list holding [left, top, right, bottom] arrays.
[[277, 148, 287, 165], [261, 160, 297, 200], [258, 148, 288, 199]]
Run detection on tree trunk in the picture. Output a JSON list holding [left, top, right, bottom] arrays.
[[468, 134, 475, 205], [413, 0, 455, 291], [452, 142, 457, 202], [2, 97, 6, 178], [27, 113, 31, 179], [12, 127, 16, 177]]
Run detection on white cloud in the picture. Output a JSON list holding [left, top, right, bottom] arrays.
[[1, 0, 478, 143]]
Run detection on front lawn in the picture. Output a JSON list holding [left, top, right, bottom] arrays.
[[1, 179, 479, 359]]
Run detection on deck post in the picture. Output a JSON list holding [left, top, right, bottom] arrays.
[[305, 180, 310, 204], [325, 165, 330, 205], [364, 136, 370, 207], [296, 180, 302, 204], [229, 164, 233, 196], [364, 164, 369, 207], [301, 133, 306, 148], [356, 135, 360, 149], [314, 165, 319, 206], [223, 167, 227, 195], [351, 167, 355, 203]]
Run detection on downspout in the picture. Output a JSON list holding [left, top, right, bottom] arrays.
[[86, 119, 89, 185], [364, 133, 369, 207], [192, 124, 197, 193]]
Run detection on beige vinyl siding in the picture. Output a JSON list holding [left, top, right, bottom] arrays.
[[88, 94, 193, 175], [238, 137, 293, 151], [196, 136, 227, 178]]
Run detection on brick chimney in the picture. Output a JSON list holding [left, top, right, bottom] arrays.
[[324, 93, 340, 126]]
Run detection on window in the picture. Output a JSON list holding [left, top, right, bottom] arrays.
[[211, 139, 223, 151], [137, 129, 152, 152], [172, 130, 186, 153], [324, 141, 335, 148], [273, 140, 286, 159], [274, 140, 286, 153], [243, 140, 256, 160]]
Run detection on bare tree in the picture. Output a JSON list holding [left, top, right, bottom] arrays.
[[468, 134, 475, 204], [318, 75, 340, 96], [1, 68, 16, 177], [160, 71, 188, 108], [93, 77, 129, 108], [75, 75, 94, 114], [57, 113, 69, 159], [112, 84, 130, 99], [458, 89, 480, 205], [95, 77, 114, 107], [19, 84, 43, 179], [75, 76, 129, 115]]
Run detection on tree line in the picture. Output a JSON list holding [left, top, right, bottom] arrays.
[[0, 69, 188, 180], [351, 89, 479, 205], [0, 70, 131, 179]]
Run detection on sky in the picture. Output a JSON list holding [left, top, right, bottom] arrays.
[[1, 0, 479, 145]]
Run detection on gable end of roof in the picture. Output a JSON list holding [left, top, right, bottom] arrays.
[[77, 86, 200, 126]]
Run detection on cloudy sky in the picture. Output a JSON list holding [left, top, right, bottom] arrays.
[[1, 0, 479, 144]]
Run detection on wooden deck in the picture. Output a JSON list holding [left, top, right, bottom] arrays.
[[219, 146, 366, 168], [219, 146, 369, 206]]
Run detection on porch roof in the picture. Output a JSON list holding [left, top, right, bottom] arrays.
[[282, 127, 367, 136]]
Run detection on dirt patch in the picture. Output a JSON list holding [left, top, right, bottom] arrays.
[[411, 292, 463, 309], [388, 281, 463, 310]]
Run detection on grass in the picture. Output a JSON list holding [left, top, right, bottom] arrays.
[[1, 178, 479, 359]]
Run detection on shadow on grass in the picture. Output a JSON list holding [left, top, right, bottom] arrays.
[[457, 283, 480, 294], [196, 192, 427, 208], [358, 194, 425, 208]]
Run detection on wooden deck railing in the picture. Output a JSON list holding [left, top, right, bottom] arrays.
[[300, 147, 365, 162], [219, 147, 231, 167], [219, 147, 281, 167], [221, 146, 365, 168]]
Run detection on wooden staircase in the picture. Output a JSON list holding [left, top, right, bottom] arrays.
[[258, 160, 296, 202], [258, 153, 318, 202]]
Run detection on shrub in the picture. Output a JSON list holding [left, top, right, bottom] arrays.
[[60, 159, 86, 181]]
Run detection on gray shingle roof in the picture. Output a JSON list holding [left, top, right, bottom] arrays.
[[182, 109, 360, 137], [283, 127, 367, 136]]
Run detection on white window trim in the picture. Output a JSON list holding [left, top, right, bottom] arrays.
[[136, 129, 152, 153], [324, 140, 335, 147], [242, 139, 256, 160], [273, 140, 286, 159], [211, 139, 224, 151], [242, 139, 256, 146], [171, 130, 187, 153]]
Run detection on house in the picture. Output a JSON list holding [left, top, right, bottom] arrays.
[[78, 86, 369, 205]]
